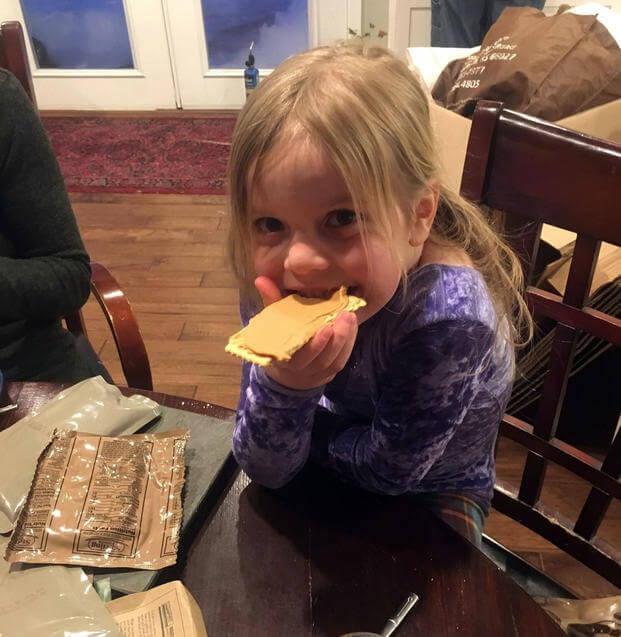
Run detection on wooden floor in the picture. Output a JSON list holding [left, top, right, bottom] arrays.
[[71, 191, 619, 600]]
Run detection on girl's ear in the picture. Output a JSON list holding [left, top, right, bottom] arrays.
[[408, 183, 439, 247]]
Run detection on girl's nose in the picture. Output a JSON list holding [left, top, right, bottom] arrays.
[[284, 238, 330, 276]]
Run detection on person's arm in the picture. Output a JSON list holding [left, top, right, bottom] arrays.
[[231, 287, 357, 489], [232, 360, 324, 488], [310, 319, 496, 495], [0, 71, 90, 323]]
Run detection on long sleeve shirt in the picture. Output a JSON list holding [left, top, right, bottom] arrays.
[[0, 69, 91, 380], [233, 264, 513, 512]]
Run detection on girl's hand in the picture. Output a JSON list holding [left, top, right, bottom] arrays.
[[254, 276, 358, 391]]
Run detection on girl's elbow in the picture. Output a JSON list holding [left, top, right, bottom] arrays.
[[232, 443, 296, 489], [251, 471, 293, 490], [235, 461, 295, 489]]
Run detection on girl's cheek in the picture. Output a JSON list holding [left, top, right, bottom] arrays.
[[342, 245, 370, 278], [253, 246, 283, 278]]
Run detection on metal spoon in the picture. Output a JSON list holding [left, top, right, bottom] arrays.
[[340, 592, 419, 637]]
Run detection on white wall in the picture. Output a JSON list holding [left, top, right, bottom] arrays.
[[361, 0, 390, 47]]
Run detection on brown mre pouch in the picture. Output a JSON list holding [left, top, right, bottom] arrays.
[[5, 428, 189, 570], [432, 6, 621, 120]]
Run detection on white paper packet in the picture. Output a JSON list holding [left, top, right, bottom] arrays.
[[0, 536, 121, 637], [0, 376, 161, 533], [106, 580, 207, 637]]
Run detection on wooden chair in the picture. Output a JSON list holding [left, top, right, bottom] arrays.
[[1, 20, 153, 391], [461, 100, 620, 588], [64, 265, 153, 391], [0, 21, 35, 106]]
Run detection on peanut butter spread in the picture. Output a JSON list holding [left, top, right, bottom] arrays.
[[226, 286, 366, 366]]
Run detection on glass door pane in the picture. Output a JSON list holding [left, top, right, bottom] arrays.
[[152, 0, 353, 109], [3, 0, 177, 109], [20, 0, 133, 69], [201, 0, 309, 69]]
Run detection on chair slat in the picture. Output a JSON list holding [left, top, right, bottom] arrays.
[[494, 485, 621, 588], [518, 322, 578, 505], [575, 429, 621, 538], [533, 325, 579, 439], [527, 288, 621, 347], [562, 235, 600, 308], [601, 428, 621, 480], [500, 417, 620, 497], [574, 488, 613, 541]]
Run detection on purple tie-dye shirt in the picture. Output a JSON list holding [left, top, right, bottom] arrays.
[[232, 264, 513, 512]]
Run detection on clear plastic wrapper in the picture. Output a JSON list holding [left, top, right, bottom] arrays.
[[0, 376, 161, 533], [5, 428, 188, 569], [0, 536, 121, 637], [99, 406, 236, 595], [536, 595, 621, 635]]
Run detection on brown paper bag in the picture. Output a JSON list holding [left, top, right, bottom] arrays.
[[432, 6, 621, 120]]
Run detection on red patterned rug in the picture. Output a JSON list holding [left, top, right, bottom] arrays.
[[41, 116, 236, 195]]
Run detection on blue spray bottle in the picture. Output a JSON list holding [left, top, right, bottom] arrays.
[[244, 41, 259, 99]]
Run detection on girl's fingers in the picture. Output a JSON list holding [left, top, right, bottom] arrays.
[[328, 327, 358, 375], [267, 312, 358, 389], [254, 276, 282, 306], [319, 312, 358, 372], [291, 312, 357, 370], [289, 324, 334, 368]]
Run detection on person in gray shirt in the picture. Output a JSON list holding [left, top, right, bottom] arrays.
[[431, 0, 545, 47], [0, 69, 110, 382]]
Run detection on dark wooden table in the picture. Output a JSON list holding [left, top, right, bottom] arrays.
[[2, 382, 564, 636]]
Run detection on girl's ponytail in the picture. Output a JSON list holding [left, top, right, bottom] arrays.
[[434, 185, 534, 350]]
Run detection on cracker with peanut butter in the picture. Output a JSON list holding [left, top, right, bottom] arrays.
[[226, 286, 366, 366]]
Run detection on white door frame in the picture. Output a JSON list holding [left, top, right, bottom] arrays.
[[388, 0, 432, 55], [1, 0, 178, 110], [165, 0, 361, 110], [1, 0, 361, 110]]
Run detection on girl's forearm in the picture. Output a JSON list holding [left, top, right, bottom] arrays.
[[232, 364, 324, 488]]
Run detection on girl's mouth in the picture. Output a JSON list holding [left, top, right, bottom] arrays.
[[285, 286, 359, 299]]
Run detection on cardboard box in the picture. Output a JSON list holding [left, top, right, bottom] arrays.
[[428, 98, 621, 192], [408, 49, 621, 295]]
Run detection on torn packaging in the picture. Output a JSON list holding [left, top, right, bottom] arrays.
[[5, 428, 189, 570], [226, 286, 366, 366]]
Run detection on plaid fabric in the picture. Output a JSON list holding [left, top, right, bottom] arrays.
[[415, 493, 486, 547]]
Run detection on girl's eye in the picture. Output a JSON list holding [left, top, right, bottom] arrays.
[[253, 217, 284, 234], [325, 209, 357, 228]]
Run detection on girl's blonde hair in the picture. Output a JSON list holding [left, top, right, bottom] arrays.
[[227, 44, 532, 348]]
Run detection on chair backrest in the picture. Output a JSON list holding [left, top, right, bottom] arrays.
[[461, 100, 621, 587], [0, 21, 36, 106]]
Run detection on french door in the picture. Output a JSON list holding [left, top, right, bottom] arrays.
[[167, 0, 359, 109], [2, 0, 177, 109], [1, 0, 359, 110]]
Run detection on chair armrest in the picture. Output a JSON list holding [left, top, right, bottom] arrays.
[[89, 262, 153, 391]]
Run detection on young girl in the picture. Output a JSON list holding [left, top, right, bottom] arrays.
[[227, 44, 530, 546]]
